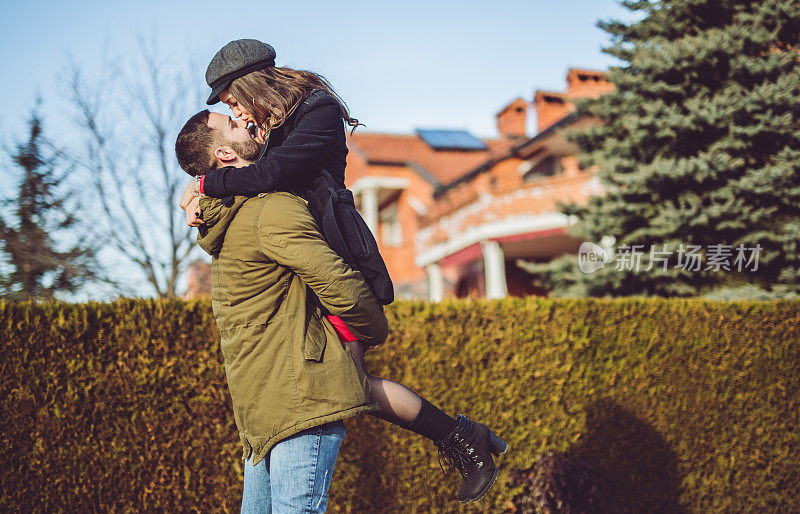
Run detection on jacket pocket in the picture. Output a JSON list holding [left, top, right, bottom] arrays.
[[303, 304, 327, 362]]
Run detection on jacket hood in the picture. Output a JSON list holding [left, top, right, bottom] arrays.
[[196, 196, 249, 256]]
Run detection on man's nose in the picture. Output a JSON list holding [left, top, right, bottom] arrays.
[[234, 119, 247, 128]]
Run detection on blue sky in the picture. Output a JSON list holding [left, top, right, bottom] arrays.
[[1, 0, 637, 138]]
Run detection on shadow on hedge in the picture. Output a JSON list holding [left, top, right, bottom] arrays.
[[510, 397, 688, 513]]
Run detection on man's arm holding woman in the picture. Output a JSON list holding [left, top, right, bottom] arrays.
[[255, 192, 388, 346]]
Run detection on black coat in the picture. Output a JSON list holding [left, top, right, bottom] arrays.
[[202, 89, 348, 202]]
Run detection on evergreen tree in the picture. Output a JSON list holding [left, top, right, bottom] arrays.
[[527, 0, 800, 298], [0, 108, 105, 300]]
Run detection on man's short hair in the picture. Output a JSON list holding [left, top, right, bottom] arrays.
[[175, 110, 220, 176]]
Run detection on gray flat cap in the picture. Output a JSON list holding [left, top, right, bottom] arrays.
[[205, 39, 276, 105]]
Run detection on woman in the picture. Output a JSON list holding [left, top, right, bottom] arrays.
[[179, 39, 508, 505]]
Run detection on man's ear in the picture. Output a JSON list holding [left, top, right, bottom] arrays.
[[213, 145, 238, 164]]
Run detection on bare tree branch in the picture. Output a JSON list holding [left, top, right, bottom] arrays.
[[60, 37, 205, 297]]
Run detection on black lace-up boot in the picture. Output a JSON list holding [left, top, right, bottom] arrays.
[[434, 414, 509, 503]]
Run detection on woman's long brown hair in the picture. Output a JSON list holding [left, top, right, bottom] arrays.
[[228, 67, 363, 135]]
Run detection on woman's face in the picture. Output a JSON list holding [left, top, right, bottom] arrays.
[[219, 90, 256, 126]]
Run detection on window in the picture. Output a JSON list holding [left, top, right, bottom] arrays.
[[379, 203, 402, 247], [523, 155, 563, 181]]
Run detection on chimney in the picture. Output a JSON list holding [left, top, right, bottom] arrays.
[[566, 68, 614, 98], [495, 98, 528, 138], [530, 68, 614, 134], [533, 90, 571, 133]]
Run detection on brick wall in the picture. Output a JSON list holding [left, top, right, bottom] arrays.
[[183, 259, 211, 299]]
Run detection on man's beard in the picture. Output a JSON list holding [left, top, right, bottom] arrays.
[[228, 137, 261, 162]]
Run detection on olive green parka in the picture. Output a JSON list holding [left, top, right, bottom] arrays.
[[197, 192, 387, 466]]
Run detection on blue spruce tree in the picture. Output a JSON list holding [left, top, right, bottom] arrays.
[[528, 0, 800, 298]]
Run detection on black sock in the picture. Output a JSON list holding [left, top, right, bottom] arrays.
[[402, 398, 459, 442]]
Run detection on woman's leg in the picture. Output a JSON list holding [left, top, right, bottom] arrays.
[[346, 340, 420, 423], [345, 340, 457, 442], [345, 340, 509, 504]]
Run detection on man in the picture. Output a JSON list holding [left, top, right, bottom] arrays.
[[175, 110, 387, 513]]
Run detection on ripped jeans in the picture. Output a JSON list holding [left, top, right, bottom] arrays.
[[241, 420, 346, 513]]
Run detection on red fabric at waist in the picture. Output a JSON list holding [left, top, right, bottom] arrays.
[[326, 314, 357, 342]]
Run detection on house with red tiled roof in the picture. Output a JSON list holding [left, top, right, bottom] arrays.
[[343, 126, 518, 298], [344, 67, 614, 300], [183, 67, 613, 301]]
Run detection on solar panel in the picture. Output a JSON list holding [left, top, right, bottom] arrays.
[[416, 129, 488, 151]]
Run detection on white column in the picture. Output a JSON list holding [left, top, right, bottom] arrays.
[[481, 240, 508, 299], [426, 263, 444, 302], [360, 187, 379, 236]]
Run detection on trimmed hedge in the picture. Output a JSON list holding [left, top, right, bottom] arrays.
[[1, 297, 798, 513]]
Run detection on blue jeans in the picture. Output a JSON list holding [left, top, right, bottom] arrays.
[[241, 420, 346, 513]]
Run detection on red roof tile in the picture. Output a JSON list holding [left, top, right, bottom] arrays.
[[346, 132, 515, 186]]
